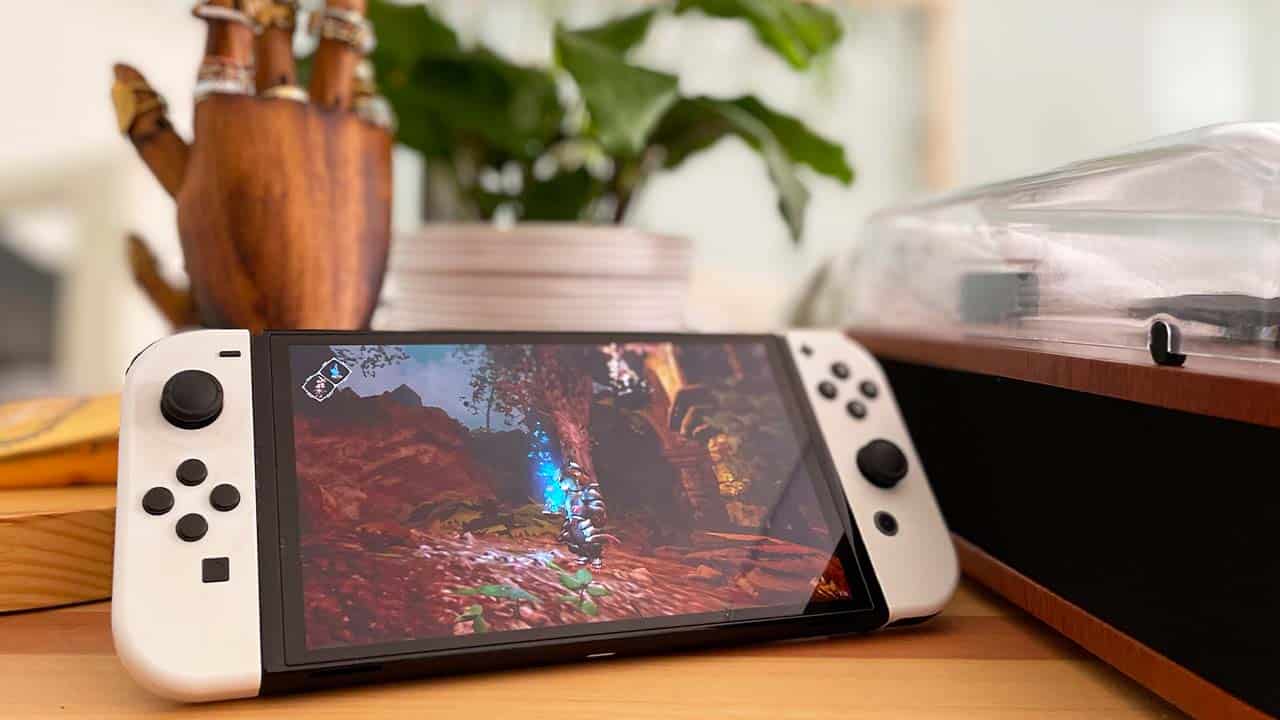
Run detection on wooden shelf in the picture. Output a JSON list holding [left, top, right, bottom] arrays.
[[0, 485, 116, 613], [854, 330, 1280, 429], [0, 579, 1181, 718]]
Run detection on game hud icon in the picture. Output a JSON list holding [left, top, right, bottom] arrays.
[[302, 373, 337, 402], [319, 358, 352, 386]]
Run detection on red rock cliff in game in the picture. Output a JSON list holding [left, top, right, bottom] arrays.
[[294, 384, 496, 533]]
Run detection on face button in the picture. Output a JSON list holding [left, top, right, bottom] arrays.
[[210, 484, 241, 512], [846, 400, 867, 419], [202, 557, 230, 583], [818, 381, 838, 400], [142, 487, 174, 516], [874, 511, 899, 536], [176, 459, 208, 487], [831, 362, 850, 380], [176, 513, 208, 542], [859, 380, 879, 400], [857, 439, 909, 489], [160, 370, 224, 430]]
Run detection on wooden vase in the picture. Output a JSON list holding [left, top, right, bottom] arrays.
[[176, 95, 391, 331]]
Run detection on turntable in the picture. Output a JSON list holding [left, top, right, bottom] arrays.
[[812, 123, 1280, 719]]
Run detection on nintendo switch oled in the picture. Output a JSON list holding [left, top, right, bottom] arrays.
[[113, 330, 956, 701]]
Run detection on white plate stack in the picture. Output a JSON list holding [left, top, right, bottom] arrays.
[[374, 224, 693, 332]]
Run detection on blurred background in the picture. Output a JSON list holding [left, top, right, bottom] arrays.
[[2, 0, 1278, 400]]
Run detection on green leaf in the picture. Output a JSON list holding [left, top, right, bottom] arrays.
[[675, 0, 842, 70], [656, 95, 850, 182], [555, 26, 679, 156], [581, 599, 600, 616], [366, 2, 563, 161], [367, 0, 460, 69], [558, 568, 591, 591], [573, 568, 594, 585], [653, 96, 827, 241], [410, 49, 564, 158], [560, 594, 582, 606], [362, 0, 462, 155], [519, 169, 602, 222], [575, 9, 658, 54], [586, 584, 612, 597], [731, 97, 853, 184], [377, 80, 450, 156], [454, 584, 540, 603], [295, 53, 313, 88], [454, 603, 484, 621], [472, 615, 490, 633]]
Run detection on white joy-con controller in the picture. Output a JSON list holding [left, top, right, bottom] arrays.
[[113, 329, 262, 702], [785, 330, 958, 622]]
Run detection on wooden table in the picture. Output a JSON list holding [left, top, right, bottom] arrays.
[[1, 580, 1182, 719]]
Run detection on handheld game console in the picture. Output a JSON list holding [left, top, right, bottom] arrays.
[[113, 329, 956, 701]]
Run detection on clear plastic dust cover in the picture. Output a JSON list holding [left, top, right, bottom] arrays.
[[814, 122, 1280, 366]]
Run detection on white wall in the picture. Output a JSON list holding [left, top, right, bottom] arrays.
[[0, 1, 203, 393], [954, 0, 1276, 186]]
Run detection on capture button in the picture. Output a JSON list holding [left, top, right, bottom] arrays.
[[142, 487, 174, 516], [160, 370, 223, 430], [857, 439, 908, 489], [202, 557, 230, 583], [210, 484, 240, 512], [176, 513, 208, 542], [176, 459, 208, 487]]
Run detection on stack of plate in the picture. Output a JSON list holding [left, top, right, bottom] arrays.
[[374, 224, 693, 331]]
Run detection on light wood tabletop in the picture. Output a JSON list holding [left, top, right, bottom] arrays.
[[0, 579, 1184, 719]]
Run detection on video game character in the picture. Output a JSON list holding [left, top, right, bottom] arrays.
[[557, 461, 613, 568]]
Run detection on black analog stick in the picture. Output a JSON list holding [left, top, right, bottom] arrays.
[[857, 439, 909, 489], [160, 370, 223, 430]]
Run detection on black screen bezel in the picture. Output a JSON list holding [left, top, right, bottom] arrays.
[[258, 331, 888, 674]]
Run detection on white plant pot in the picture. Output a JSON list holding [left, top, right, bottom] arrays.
[[374, 224, 693, 331]]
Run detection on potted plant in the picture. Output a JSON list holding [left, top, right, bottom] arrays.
[[358, 0, 855, 330]]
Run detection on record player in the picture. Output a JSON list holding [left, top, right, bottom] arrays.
[[810, 123, 1280, 719]]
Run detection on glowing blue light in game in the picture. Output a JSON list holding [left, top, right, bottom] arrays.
[[528, 421, 566, 513]]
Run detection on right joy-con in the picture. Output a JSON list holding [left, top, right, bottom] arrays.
[[786, 330, 958, 624]]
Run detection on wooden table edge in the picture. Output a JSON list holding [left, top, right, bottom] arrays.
[[851, 329, 1280, 429]]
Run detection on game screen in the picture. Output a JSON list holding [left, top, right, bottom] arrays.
[[283, 339, 874, 655]]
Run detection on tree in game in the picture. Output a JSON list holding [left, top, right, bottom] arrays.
[[456, 344, 608, 483], [330, 345, 410, 378]]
